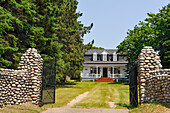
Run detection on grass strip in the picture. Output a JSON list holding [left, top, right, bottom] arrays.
[[0, 102, 46, 113]]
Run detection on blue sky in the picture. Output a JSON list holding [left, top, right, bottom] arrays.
[[77, 0, 169, 49]]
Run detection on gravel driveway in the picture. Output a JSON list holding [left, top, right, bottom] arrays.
[[43, 91, 129, 113], [43, 108, 129, 113]]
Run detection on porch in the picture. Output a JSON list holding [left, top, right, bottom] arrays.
[[81, 73, 127, 79], [81, 66, 128, 82]]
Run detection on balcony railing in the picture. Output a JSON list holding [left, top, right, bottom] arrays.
[[81, 74, 101, 78], [81, 73, 127, 78], [108, 74, 126, 78]]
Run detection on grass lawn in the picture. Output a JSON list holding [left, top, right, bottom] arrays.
[[44, 82, 98, 107], [74, 82, 129, 108], [44, 82, 129, 109], [0, 102, 46, 113], [44, 81, 170, 113], [129, 103, 170, 113]]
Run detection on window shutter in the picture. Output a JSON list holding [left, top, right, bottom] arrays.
[[101, 55, 103, 61], [98, 67, 100, 74], [97, 55, 99, 60], [90, 67, 93, 73], [91, 55, 93, 61], [107, 55, 109, 61]]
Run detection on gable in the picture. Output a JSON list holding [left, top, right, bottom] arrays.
[[85, 49, 117, 55]]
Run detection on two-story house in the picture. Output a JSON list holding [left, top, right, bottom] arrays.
[[81, 49, 128, 82]]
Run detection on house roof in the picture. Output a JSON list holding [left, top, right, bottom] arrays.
[[85, 49, 117, 55], [84, 49, 128, 64]]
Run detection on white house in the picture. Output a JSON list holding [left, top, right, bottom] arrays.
[[81, 49, 128, 82]]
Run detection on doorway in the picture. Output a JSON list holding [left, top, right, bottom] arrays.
[[103, 68, 108, 77]]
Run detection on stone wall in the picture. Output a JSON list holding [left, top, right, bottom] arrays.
[[0, 48, 43, 107], [138, 46, 170, 104], [0, 69, 28, 107]]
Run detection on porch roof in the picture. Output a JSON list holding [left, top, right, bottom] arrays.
[[83, 63, 127, 67], [84, 61, 128, 64]]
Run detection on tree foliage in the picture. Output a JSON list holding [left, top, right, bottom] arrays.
[[91, 46, 104, 49], [117, 4, 170, 68], [0, 0, 93, 81]]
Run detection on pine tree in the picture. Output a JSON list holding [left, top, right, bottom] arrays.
[[0, 0, 93, 81], [55, 0, 93, 79]]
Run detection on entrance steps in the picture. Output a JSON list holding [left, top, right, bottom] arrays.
[[95, 77, 115, 82]]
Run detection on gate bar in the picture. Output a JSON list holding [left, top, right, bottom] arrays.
[[53, 56, 57, 103], [129, 63, 138, 107]]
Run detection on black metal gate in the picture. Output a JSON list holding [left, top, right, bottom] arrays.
[[41, 56, 57, 105], [129, 63, 138, 107]]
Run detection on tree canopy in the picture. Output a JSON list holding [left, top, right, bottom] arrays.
[[0, 0, 93, 81], [91, 46, 104, 49], [117, 4, 170, 68]]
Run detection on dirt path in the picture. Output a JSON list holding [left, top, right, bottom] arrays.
[[65, 91, 89, 108], [108, 102, 116, 108]]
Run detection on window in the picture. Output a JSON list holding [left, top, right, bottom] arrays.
[[101, 50, 107, 61], [93, 52, 97, 61], [90, 67, 96, 74], [103, 54, 107, 61], [113, 52, 117, 61], [114, 67, 120, 74]]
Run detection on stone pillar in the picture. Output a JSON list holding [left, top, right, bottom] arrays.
[[138, 46, 162, 103], [18, 48, 43, 105]]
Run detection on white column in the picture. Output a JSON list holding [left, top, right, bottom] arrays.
[[101, 67, 103, 77], [107, 67, 109, 77], [112, 66, 114, 78], [90, 67, 92, 78], [99, 67, 102, 78], [96, 66, 98, 78]]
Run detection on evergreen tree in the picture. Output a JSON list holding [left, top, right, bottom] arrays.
[[55, 0, 93, 79], [0, 0, 38, 68], [0, 0, 93, 81]]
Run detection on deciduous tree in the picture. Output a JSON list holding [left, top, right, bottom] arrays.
[[117, 4, 170, 68]]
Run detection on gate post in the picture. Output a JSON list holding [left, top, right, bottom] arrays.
[[40, 60, 45, 106], [53, 56, 57, 103], [129, 63, 138, 107]]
